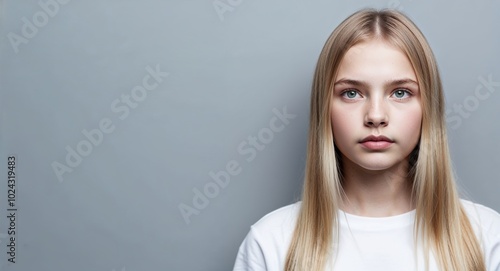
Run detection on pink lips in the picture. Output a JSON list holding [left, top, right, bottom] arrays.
[[359, 135, 394, 150]]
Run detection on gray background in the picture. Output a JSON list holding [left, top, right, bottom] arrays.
[[0, 0, 499, 270]]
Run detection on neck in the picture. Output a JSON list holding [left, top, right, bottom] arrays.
[[340, 157, 414, 217]]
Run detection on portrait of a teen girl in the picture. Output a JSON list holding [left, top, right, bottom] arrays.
[[233, 9, 500, 271]]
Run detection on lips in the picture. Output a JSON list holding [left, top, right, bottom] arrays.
[[359, 135, 394, 150]]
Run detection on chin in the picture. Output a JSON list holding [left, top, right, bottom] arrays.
[[355, 158, 405, 171], [356, 163, 393, 171]]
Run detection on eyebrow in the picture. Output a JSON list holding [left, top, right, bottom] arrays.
[[334, 78, 419, 88]]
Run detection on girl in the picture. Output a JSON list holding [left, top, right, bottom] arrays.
[[233, 8, 500, 271]]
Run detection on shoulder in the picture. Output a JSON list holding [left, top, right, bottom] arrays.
[[233, 202, 301, 271], [461, 199, 500, 238], [460, 199, 500, 271], [251, 201, 301, 234], [247, 201, 301, 250]]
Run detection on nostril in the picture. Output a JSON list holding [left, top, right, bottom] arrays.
[[365, 120, 388, 127]]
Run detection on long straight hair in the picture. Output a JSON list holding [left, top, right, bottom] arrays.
[[285, 9, 485, 271]]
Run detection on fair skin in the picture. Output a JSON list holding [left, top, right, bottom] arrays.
[[331, 38, 422, 217]]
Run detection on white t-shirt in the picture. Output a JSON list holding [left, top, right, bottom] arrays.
[[233, 200, 500, 271]]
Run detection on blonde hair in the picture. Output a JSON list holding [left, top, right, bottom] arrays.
[[285, 9, 485, 271]]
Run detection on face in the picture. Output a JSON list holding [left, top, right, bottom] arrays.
[[330, 39, 422, 172]]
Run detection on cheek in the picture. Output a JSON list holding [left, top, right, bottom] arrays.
[[330, 105, 355, 142], [397, 105, 422, 142]]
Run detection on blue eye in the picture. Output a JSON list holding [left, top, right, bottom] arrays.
[[343, 90, 359, 99], [393, 89, 410, 99]]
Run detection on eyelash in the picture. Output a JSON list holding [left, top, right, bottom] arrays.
[[392, 89, 412, 100], [340, 89, 412, 100]]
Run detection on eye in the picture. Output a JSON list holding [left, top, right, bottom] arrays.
[[342, 89, 360, 99], [392, 89, 411, 99]]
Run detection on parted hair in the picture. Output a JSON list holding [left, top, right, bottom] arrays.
[[284, 8, 485, 271]]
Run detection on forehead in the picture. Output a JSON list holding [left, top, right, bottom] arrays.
[[336, 39, 417, 82]]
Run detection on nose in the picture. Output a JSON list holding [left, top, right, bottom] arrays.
[[364, 97, 388, 127]]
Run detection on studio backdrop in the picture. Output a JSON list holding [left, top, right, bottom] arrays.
[[1, 0, 499, 270]]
